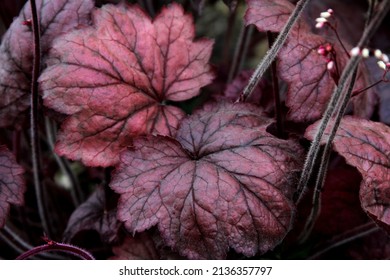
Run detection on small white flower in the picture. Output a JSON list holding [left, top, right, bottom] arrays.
[[316, 17, 328, 23], [315, 22, 324, 29], [362, 48, 370, 58], [350, 47, 360, 57], [320, 11, 331, 18], [374, 49, 383, 59], [377, 60, 386, 70]]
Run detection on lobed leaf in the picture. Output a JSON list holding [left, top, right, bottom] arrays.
[[40, 3, 214, 167], [0, 0, 94, 128], [305, 116, 390, 233], [111, 102, 303, 259], [0, 146, 26, 228]]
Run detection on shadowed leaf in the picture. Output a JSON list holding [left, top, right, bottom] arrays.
[[0, 0, 94, 128], [109, 232, 159, 260], [110, 102, 303, 259], [0, 146, 25, 228], [63, 187, 120, 243]]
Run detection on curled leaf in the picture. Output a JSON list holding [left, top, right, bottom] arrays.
[[305, 116, 390, 233], [111, 102, 303, 259], [0, 146, 26, 228], [0, 0, 94, 128], [40, 3, 214, 167], [63, 187, 120, 243]]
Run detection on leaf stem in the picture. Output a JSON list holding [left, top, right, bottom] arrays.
[[237, 25, 254, 74], [227, 23, 246, 83], [16, 239, 95, 260], [223, 3, 238, 69], [295, 0, 390, 203], [308, 222, 379, 259], [238, 0, 312, 102], [29, 0, 50, 236], [44, 117, 83, 206]]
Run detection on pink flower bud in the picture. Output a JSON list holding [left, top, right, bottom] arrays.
[[315, 22, 324, 29], [317, 46, 326, 55], [327, 61, 334, 71]]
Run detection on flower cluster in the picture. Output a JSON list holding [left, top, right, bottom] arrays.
[[350, 47, 390, 71], [315, 9, 334, 29], [317, 43, 336, 71]]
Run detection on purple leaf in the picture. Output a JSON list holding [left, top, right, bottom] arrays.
[[110, 102, 303, 259], [0, 0, 94, 128], [0, 145, 26, 228], [40, 3, 214, 167], [245, 0, 308, 33]]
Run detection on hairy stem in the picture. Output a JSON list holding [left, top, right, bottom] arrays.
[[16, 240, 95, 260], [299, 70, 358, 241], [238, 0, 312, 102], [295, 0, 390, 203], [29, 0, 50, 236]]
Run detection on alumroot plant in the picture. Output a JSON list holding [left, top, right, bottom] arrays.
[[0, 0, 389, 260]]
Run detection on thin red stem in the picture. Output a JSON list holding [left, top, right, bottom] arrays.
[[352, 79, 384, 97], [16, 240, 94, 260], [327, 24, 350, 58]]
